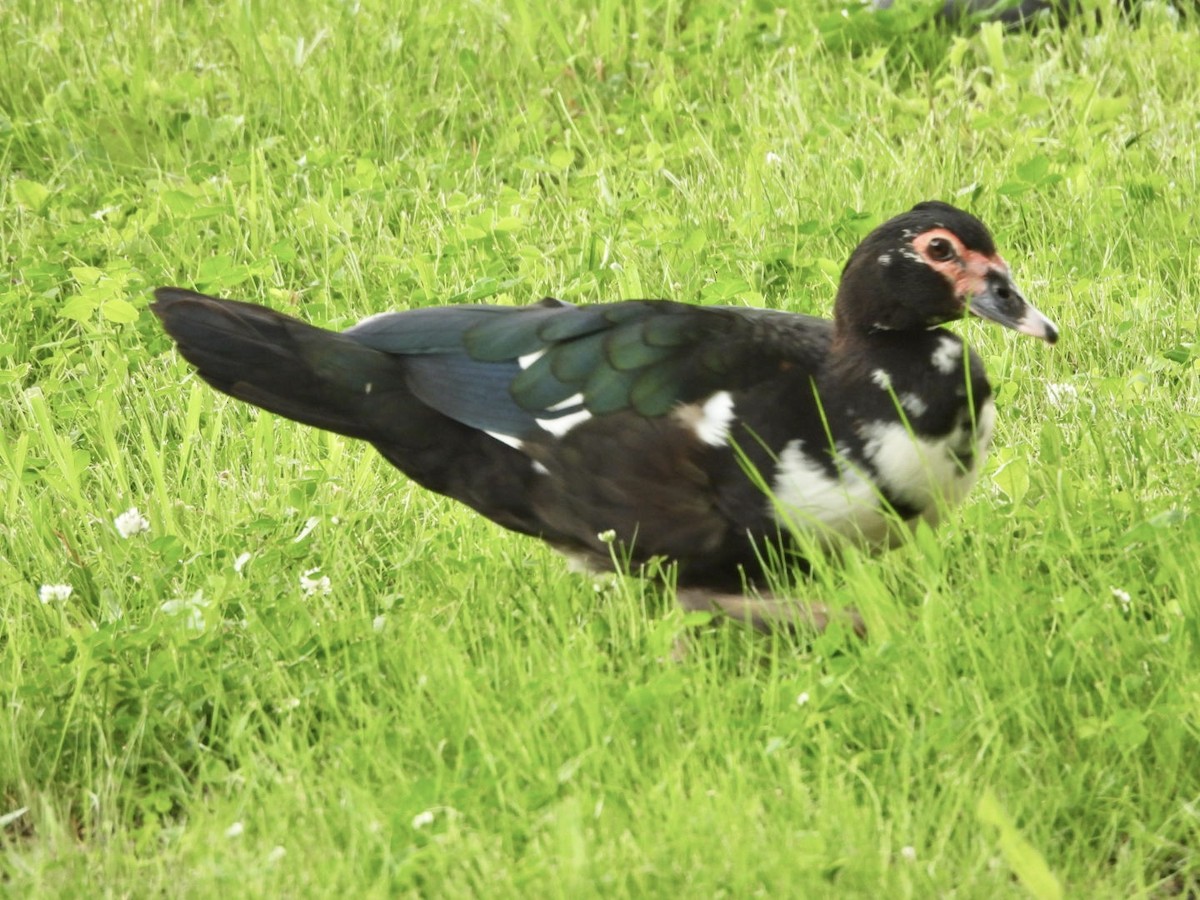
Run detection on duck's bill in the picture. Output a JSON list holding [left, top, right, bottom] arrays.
[[968, 270, 1059, 344]]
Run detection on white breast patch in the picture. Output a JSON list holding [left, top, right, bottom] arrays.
[[770, 398, 995, 548], [772, 441, 892, 546], [859, 406, 990, 513]]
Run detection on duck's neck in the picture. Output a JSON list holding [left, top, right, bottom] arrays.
[[827, 324, 961, 388]]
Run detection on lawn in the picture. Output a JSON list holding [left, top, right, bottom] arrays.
[[2, 0, 1199, 895]]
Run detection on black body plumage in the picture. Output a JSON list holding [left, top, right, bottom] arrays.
[[153, 201, 1057, 632]]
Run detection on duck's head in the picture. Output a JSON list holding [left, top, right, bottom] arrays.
[[835, 200, 1058, 344]]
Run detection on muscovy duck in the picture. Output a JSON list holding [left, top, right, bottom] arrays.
[[153, 201, 1057, 634], [873, 0, 1060, 27]]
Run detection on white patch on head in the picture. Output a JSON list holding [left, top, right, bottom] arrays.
[[545, 392, 584, 413], [931, 335, 962, 374], [871, 369, 892, 391], [900, 393, 927, 417], [486, 430, 524, 450], [878, 251, 893, 266], [518, 349, 546, 370], [536, 407, 592, 437]]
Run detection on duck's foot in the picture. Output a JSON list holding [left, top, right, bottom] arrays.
[[676, 588, 867, 639]]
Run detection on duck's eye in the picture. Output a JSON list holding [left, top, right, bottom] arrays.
[[927, 237, 956, 262]]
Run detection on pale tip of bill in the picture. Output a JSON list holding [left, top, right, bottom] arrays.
[[1018, 310, 1059, 345]]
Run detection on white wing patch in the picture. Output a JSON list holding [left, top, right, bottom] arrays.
[[490, 391, 594, 445], [694, 391, 736, 446], [536, 407, 592, 437], [672, 391, 737, 447], [545, 392, 584, 412], [486, 430, 524, 450], [518, 349, 546, 369]]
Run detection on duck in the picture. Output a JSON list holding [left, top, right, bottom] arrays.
[[152, 201, 1057, 635], [871, 0, 1167, 29], [872, 0, 1059, 27]]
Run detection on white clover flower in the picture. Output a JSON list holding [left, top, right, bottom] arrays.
[[900, 845, 917, 861], [373, 614, 387, 632], [160, 590, 209, 632], [597, 529, 617, 544], [1046, 383, 1078, 409], [1111, 586, 1132, 608], [38, 584, 73, 604], [796, 692, 810, 707], [300, 568, 332, 596], [411, 810, 435, 829], [225, 821, 244, 838], [266, 846, 286, 864], [765, 151, 783, 166], [114, 507, 150, 538], [233, 552, 252, 574]]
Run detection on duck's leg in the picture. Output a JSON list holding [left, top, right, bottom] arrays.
[[676, 588, 866, 638]]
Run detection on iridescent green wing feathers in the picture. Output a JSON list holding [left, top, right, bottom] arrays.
[[347, 299, 832, 439]]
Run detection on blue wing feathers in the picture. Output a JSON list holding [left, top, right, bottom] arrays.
[[405, 354, 537, 437], [345, 306, 506, 354]]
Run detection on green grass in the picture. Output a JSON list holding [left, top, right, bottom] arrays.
[[2, 0, 1199, 895]]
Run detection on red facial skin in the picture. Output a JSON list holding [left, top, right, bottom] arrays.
[[911, 227, 1008, 306]]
